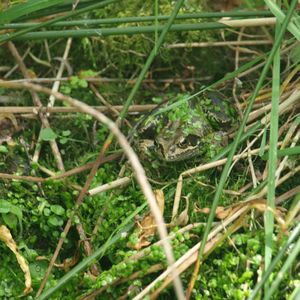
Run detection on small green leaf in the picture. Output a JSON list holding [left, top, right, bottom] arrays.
[[0, 200, 10, 214], [61, 85, 71, 94], [50, 205, 65, 216], [62, 130, 71, 137], [2, 213, 18, 229], [79, 79, 88, 88], [70, 76, 79, 86], [0, 145, 8, 153], [43, 208, 51, 217], [48, 215, 64, 227], [0, 199, 22, 220], [79, 69, 97, 78], [59, 138, 68, 144], [30, 261, 48, 282], [152, 96, 163, 104], [40, 128, 57, 141]]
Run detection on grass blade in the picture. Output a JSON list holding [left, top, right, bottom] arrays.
[[261, 145, 300, 159], [265, 0, 300, 40], [264, 10, 281, 290], [0, 0, 63, 24], [3, 19, 277, 41], [0, 10, 276, 30]]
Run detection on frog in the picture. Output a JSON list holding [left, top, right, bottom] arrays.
[[136, 91, 234, 162]]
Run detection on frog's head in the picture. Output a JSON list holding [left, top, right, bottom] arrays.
[[136, 91, 235, 163], [155, 118, 209, 162], [156, 133, 206, 162]]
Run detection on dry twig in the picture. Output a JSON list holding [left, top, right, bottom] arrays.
[[6, 42, 65, 171]]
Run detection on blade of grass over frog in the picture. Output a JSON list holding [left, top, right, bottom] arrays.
[[37, 223, 134, 300], [265, 236, 300, 300], [0, 0, 63, 24], [261, 146, 300, 160], [0, 0, 119, 44], [7, 18, 278, 41], [186, 1, 299, 298], [248, 223, 300, 300], [0, 10, 275, 29], [265, 16, 281, 290], [265, 0, 300, 40], [103, 1, 186, 298]]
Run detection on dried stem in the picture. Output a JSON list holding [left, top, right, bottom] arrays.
[[6, 42, 65, 172], [167, 40, 272, 48], [0, 104, 157, 114]]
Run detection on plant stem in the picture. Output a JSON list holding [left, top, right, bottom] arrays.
[[4, 18, 279, 41], [0, 10, 275, 29], [264, 5, 281, 291]]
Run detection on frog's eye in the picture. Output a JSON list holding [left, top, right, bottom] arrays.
[[140, 126, 156, 139], [186, 135, 200, 146]]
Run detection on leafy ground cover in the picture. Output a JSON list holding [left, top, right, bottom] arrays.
[[0, 1, 299, 299]]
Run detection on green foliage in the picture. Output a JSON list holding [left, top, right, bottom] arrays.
[[0, 257, 25, 298], [0, 1, 298, 299], [0, 145, 8, 153], [191, 232, 297, 300], [40, 128, 57, 141], [65, 0, 222, 82], [0, 199, 22, 230]]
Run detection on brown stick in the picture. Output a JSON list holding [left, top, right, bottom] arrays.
[[6, 42, 65, 172], [0, 105, 157, 114], [167, 39, 272, 48], [0, 153, 120, 183], [8, 76, 209, 84], [76, 223, 99, 276], [81, 264, 163, 300]]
